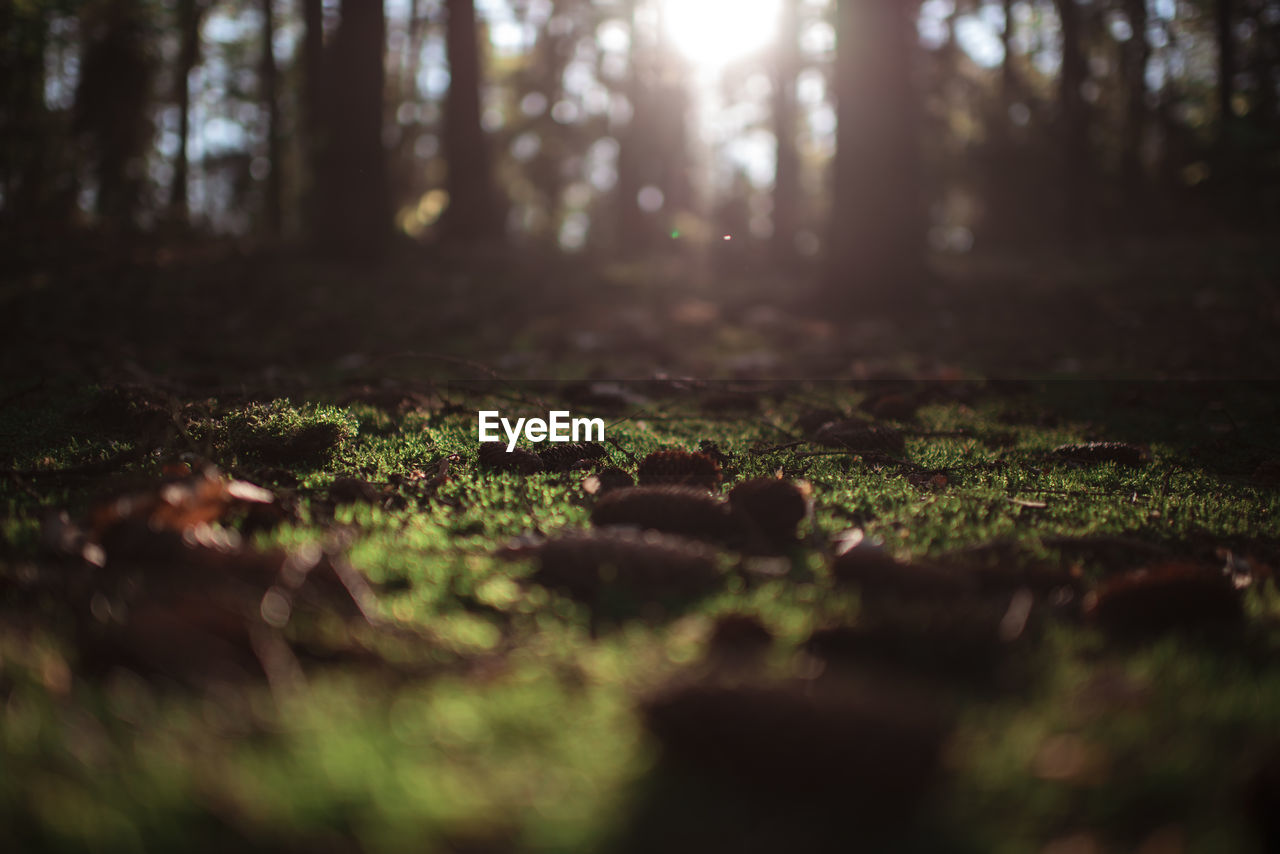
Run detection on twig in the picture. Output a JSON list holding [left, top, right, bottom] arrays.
[[749, 440, 807, 456], [606, 436, 637, 466]]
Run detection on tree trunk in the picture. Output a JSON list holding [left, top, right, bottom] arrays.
[[314, 0, 391, 260], [614, 1, 652, 253], [1001, 0, 1017, 106], [261, 0, 283, 237], [1121, 0, 1149, 198], [0, 4, 52, 228], [74, 0, 156, 229], [1216, 0, 1236, 151], [1054, 0, 1087, 240], [169, 0, 202, 221], [441, 0, 502, 242], [825, 0, 923, 307], [771, 0, 801, 265], [298, 0, 324, 233]]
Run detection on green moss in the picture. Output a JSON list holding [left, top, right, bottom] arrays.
[[0, 379, 1277, 852]]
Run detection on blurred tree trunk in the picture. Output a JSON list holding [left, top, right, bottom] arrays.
[[261, 0, 283, 237], [298, 0, 324, 235], [614, 1, 654, 254], [825, 0, 924, 308], [1216, 0, 1236, 151], [1053, 0, 1087, 239], [441, 0, 502, 242], [315, 0, 391, 260], [771, 0, 801, 265], [1000, 0, 1017, 105], [74, 0, 156, 229], [300, 0, 324, 131], [1121, 0, 1149, 198], [0, 4, 53, 229], [168, 0, 203, 222]]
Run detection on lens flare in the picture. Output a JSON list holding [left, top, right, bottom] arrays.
[[659, 0, 782, 71]]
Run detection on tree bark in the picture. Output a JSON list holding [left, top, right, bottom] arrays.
[[314, 0, 391, 260], [441, 0, 502, 242], [825, 0, 924, 307], [771, 0, 801, 265], [261, 0, 283, 237]]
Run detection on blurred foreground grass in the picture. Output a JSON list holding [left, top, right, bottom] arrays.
[[1, 377, 1278, 853]]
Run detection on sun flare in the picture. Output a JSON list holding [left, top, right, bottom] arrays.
[[659, 0, 783, 72]]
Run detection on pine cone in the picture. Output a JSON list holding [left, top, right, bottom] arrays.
[[706, 613, 773, 660], [637, 450, 721, 489], [592, 486, 732, 541], [862, 392, 919, 421], [478, 442, 545, 474], [728, 478, 809, 545], [1086, 562, 1241, 637], [830, 547, 976, 601], [640, 678, 946, 800], [534, 530, 721, 602], [795, 408, 846, 437], [812, 420, 906, 454], [328, 477, 382, 505], [539, 441, 608, 472], [588, 466, 635, 495], [805, 598, 1021, 681], [1053, 441, 1148, 466]]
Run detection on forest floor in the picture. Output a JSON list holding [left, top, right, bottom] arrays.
[[2, 232, 1280, 853]]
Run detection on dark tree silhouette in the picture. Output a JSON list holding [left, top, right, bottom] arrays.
[[1121, 0, 1149, 199], [168, 0, 204, 223], [1053, 0, 1087, 238], [314, 0, 391, 260], [0, 3, 58, 231], [441, 0, 503, 242], [1216, 0, 1236, 152], [73, 0, 156, 227], [298, 0, 324, 231], [825, 0, 924, 307], [261, 0, 283, 236], [771, 0, 802, 265], [520, 0, 577, 236]]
